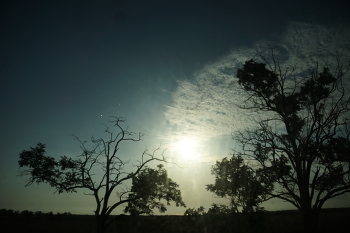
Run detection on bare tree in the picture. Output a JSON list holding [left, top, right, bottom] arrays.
[[233, 51, 350, 233], [18, 117, 186, 233]]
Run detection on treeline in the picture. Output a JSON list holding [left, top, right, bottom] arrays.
[[0, 209, 72, 216], [184, 206, 350, 216]]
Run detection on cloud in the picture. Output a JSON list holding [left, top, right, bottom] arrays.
[[165, 22, 350, 139]]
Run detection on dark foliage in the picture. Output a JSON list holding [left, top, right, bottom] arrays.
[[124, 164, 186, 215], [206, 156, 271, 213]]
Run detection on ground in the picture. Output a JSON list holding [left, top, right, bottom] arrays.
[[1, 208, 349, 233]]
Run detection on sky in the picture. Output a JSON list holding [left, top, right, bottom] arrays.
[[1, 0, 350, 215]]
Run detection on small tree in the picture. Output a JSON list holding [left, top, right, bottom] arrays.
[[207, 203, 232, 215], [233, 52, 350, 232], [21, 210, 33, 216], [184, 206, 206, 216], [124, 164, 185, 215], [18, 117, 186, 233], [206, 156, 271, 213]]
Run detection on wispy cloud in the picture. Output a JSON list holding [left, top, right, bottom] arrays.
[[165, 22, 350, 139]]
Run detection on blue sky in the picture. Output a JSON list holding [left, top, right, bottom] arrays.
[[1, 0, 350, 215]]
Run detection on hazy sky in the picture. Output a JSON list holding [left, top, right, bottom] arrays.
[[1, 0, 350, 215]]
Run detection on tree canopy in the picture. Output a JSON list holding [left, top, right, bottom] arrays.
[[206, 156, 271, 213], [124, 164, 185, 215]]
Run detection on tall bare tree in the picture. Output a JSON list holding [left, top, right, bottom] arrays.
[[233, 52, 350, 232], [18, 117, 186, 233]]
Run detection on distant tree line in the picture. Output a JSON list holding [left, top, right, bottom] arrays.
[[0, 209, 71, 216]]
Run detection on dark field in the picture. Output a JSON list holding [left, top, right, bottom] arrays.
[[1, 208, 349, 233]]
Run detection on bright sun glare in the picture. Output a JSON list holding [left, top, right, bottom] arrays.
[[175, 139, 198, 159]]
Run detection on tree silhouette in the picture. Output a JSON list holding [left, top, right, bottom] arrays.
[[18, 117, 186, 233], [233, 51, 350, 233], [184, 206, 206, 217], [207, 203, 232, 215], [206, 156, 271, 213]]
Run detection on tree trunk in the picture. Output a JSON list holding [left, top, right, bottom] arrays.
[[302, 210, 319, 233], [95, 215, 107, 233]]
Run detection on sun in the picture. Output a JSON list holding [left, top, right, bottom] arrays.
[[175, 138, 198, 159]]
